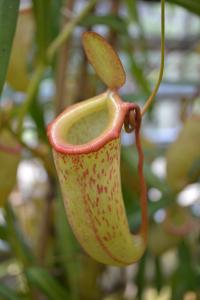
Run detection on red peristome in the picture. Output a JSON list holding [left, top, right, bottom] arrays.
[[47, 91, 136, 155]]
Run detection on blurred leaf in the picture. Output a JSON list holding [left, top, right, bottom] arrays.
[[49, 0, 63, 41], [135, 252, 147, 299], [26, 266, 70, 300], [4, 203, 34, 267], [127, 48, 151, 96], [166, 117, 200, 192], [125, 0, 148, 64], [148, 223, 181, 256], [29, 94, 46, 140], [125, 0, 146, 39], [0, 284, 21, 300], [32, 0, 52, 62], [154, 256, 163, 292], [76, 256, 104, 300], [0, 224, 7, 240], [167, 0, 200, 16], [81, 14, 127, 34], [122, 92, 147, 103], [125, 0, 138, 22], [55, 196, 80, 299], [171, 241, 200, 299], [188, 158, 200, 179], [0, 0, 20, 96], [121, 146, 175, 228], [0, 130, 21, 207], [121, 147, 166, 192], [6, 8, 34, 92], [122, 0, 150, 95]]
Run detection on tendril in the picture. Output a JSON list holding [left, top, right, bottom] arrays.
[[141, 0, 165, 116], [124, 105, 148, 241]]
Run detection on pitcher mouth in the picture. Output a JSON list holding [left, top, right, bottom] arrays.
[[47, 90, 133, 155]]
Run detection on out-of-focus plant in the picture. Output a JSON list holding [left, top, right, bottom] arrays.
[[0, 0, 20, 95], [167, 0, 200, 16], [6, 7, 34, 92]]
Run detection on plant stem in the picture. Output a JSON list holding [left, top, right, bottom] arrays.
[[141, 0, 165, 116]]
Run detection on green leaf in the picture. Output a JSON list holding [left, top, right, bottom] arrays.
[[171, 241, 200, 299], [0, 224, 7, 240], [82, 31, 126, 89], [121, 147, 166, 192], [135, 252, 147, 299], [0, 130, 20, 207], [125, 0, 139, 23], [26, 266, 70, 300], [29, 94, 46, 140], [125, 46, 151, 96], [121, 146, 175, 228], [55, 196, 80, 299], [4, 203, 34, 267], [188, 158, 200, 180], [32, 0, 52, 62], [167, 0, 200, 16], [49, 0, 63, 41], [154, 256, 163, 292], [0, 0, 20, 97], [125, 0, 148, 64], [0, 284, 21, 300]]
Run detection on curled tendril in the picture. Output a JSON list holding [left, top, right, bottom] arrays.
[[124, 105, 148, 241]]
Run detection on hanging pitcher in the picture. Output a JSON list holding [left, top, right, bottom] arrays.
[[48, 32, 148, 266]]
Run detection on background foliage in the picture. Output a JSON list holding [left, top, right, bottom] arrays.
[[0, 0, 200, 299]]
